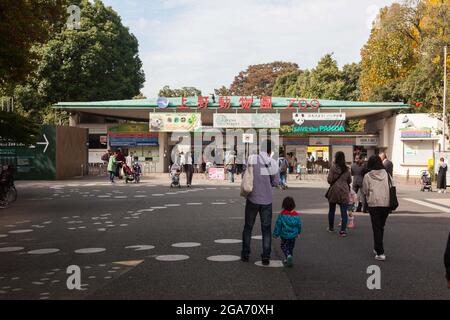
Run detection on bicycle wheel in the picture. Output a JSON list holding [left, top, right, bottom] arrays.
[[6, 186, 17, 203]]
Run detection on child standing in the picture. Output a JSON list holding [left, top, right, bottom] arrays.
[[273, 197, 302, 267]]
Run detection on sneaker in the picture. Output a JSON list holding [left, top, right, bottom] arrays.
[[241, 256, 249, 262], [327, 228, 336, 233], [375, 254, 386, 261], [262, 258, 270, 266], [339, 231, 348, 237], [286, 255, 293, 267]]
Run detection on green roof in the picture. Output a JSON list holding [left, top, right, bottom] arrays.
[[54, 96, 410, 109]]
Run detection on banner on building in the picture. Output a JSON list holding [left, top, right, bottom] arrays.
[[109, 124, 158, 146], [213, 114, 280, 129], [149, 113, 202, 132], [293, 113, 346, 133]]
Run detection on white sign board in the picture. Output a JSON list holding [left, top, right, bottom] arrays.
[[309, 137, 330, 146], [214, 114, 280, 129], [242, 134, 254, 144], [356, 137, 379, 146]]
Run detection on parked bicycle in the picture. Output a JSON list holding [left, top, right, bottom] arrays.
[[0, 165, 17, 208]]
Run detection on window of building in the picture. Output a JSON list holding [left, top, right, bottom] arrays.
[[89, 134, 108, 149]]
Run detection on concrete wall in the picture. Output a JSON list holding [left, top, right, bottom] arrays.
[[383, 114, 442, 177], [56, 126, 88, 180]]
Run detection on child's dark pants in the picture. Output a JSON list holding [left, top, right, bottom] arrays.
[[280, 238, 296, 258]]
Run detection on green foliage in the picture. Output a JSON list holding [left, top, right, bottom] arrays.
[[12, 0, 145, 123], [0, 110, 39, 145], [0, 0, 67, 94], [224, 62, 299, 96], [158, 86, 202, 97]]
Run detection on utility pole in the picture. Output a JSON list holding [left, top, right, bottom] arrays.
[[444, 46, 448, 151]]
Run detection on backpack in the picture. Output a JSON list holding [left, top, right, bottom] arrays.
[[279, 159, 288, 173]]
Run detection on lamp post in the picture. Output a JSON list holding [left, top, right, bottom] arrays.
[[444, 45, 447, 151]]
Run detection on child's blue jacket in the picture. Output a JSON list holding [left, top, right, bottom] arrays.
[[273, 210, 302, 239]]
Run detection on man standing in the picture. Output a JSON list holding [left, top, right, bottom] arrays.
[[225, 150, 236, 183], [278, 154, 289, 189], [351, 156, 365, 212], [241, 140, 280, 266], [379, 152, 393, 177]]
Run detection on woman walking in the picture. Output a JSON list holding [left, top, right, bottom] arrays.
[[363, 155, 392, 261], [437, 157, 447, 194], [326, 151, 352, 237], [107, 151, 118, 183]]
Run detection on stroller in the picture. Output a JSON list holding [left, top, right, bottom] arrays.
[[420, 170, 433, 192], [123, 163, 135, 184], [170, 163, 182, 188]]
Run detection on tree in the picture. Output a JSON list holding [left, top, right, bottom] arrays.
[[158, 86, 202, 97], [0, 0, 66, 94], [359, 3, 420, 101], [226, 62, 299, 96], [0, 111, 39, 145], [341, 63, 362, 101], [272, 71, 303, 97], [13, 0, 145, 122]]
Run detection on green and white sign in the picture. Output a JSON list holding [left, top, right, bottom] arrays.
[[0, 125, 56, 180], [213, 114, 280, 129]]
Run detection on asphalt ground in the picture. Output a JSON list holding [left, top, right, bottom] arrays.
[[0, 175, 449, 300]]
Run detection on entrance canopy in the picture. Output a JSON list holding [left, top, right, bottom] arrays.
[[54, 96, 410, 122]]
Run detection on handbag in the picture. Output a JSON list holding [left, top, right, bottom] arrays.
[[388, 175, 399, 211], [325, 171, 345, 199], [240, 156, 254, 198]]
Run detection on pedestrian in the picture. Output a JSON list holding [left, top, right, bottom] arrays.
[[107, 151, 118, 183], [241, 139, 280, 266], [351, 156, 366, 212], [273, 196, 302, 267], [116, 148, 126, 179], [126, 152, 133, 167], [363, 155, 392, 261], [278, 154, 289, 189], [445, 232, 450, 289], [225, 151, 236, 183], [379, 152, 393, 177], [183, 150, 194, 187], [326, 151, 352, 237], [101, 149, 111, 164], [437, 157, 447, 194]]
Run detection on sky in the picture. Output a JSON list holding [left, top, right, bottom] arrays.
[[101, 0, 398, 97]]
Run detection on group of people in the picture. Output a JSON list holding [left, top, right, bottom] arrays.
[[102, 149, 141, 183], [240, 141, 399, 267]]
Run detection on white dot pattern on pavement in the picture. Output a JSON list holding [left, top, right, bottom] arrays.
[[214, 239, 242, 244], [8, 229, 34, 234], [125, 245, 155, 251], [171, 242, 201, 248], [27, 249, 60, 255], [254, 260, 284, 268], [0, 247, 24, 253], [155, 255, 190, 262], [207, 255, 241, 262], [74, 248, 106, 254]]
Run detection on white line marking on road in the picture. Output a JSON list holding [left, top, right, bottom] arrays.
[[0, 235, 8, 238], [403, 198, 450, 213], [165, 204, 181, 207], [187, 203, 202, 206], [125, 245, 156, 251], [252, 235, 263, 240]]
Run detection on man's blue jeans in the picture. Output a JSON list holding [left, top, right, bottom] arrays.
[[280, 173, 287, 187], [242, 200, 272, 260], [328, 203, 348, 232]]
